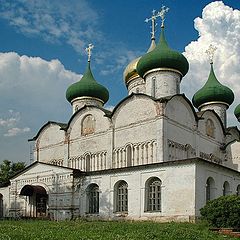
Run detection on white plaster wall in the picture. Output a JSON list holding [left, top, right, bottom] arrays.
[[145, 71, 181, 98], [37, 124, 65, 163], [81, 163, 196, 221], [128, 77, 146, 95], [0, 186, 10, 217], [195, 161, 240, 216], [229, 141, 240, 171]]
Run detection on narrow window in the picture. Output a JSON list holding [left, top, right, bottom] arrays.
[[115, 181, 128, 213], [223, 181, 230, 196], [236, 185, 240, 196], [86, 154, 90, 171], [206, 119, 215, 138], [151, 77, 156, 97], [206, 177, 215, 202], [126, 145, 132, 167], [146, 177, 161, 211], [87, 184, 99, 214]]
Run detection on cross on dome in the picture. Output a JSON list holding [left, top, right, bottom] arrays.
[[206, 44, 217, 64], [159, 5, 169, 28], [145, 9, 160, 40], [85, 43, 94, 62]]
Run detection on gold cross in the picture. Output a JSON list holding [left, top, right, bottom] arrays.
[[206, 44, 217, 64], [85, 43, 94, 62], [145, 9, 160, 40], [159, 5, 169, 28]]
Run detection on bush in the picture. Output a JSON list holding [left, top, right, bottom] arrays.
[[200, 195, 240, 228]]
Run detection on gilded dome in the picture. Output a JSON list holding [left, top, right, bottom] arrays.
[[192, 63, 234, 109], [66, 62, 109, 104], [137, 27, 189, 78], [123, 40, 156, 85]]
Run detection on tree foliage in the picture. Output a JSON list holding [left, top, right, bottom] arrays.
[[0, 160, 25, 186], [200, 195, 240, 228]]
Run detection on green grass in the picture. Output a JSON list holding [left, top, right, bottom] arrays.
[[0, 220, 238, 240]]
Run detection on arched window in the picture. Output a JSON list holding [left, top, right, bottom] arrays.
[[87, 184, 99, 214], [85, 154, 91, 171], [236, 185, 240, 196], [0, 193, 3, 218], [114, 181, 128, 213], [146, 177, 162, 212], [81, 114, 96, 136], [206, 177, 215, 202], [223, 181, 230, 196], [126, 145, 132, 167], [206, 119, 215, 138]]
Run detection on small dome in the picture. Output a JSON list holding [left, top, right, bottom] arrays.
[[66, 62, 109, 104], [123, 57, 141, 85], [192, 63, 234, 109], [123, 40, 156, 85], [234, 104, 240, 120], [137, 27, 189, 78]]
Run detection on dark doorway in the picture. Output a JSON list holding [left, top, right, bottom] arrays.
[[0, 193, 3, 218]]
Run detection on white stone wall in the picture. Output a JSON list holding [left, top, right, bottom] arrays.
[[0, 186, 10, 217], [127, 77, 145, 95], [81, 162, 196, 221], [195, 161, 240, 216], [145, 70, 181, 98]]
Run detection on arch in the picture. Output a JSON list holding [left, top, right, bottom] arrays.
[[126, 145, 132, 167], [145, 177, 162, 212], [206, 177, 215, 202], [223, 181, 231, 196], [86, 183, 99, 214], [236, 185, 240, 196], [81, 114, 96, 136], [20, 185, 48, 218], [85, 154, 91, 171], [114, 180, 128, 213]]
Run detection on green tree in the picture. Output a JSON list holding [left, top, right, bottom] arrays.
[[0, 160, 25, 186], [200, 195, 240, 228]]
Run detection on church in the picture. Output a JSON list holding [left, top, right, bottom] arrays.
[[1, 7, 240, 221]]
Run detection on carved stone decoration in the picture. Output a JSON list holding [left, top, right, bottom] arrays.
[[206, 118, 215, 138], [81, 114, 96, 136]]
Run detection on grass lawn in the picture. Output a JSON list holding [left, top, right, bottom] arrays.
[[0, 220, 238, 240]]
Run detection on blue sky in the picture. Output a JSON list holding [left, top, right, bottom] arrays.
[[0, 0, 240, 164]]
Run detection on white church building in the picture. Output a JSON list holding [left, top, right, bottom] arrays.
[[1, 7, 240, 221]]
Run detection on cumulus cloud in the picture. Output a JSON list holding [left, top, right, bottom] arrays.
[[0, 0, 99, 53], [182, 1, 240, 125], [4, 127, 30, 137], [0, 110, 20, 127]]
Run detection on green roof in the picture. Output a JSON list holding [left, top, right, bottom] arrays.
[[234, 104, 240, 119], [66, 62, 109, 104], [136, 27, 189, 77], [192, 63, 234, 109]]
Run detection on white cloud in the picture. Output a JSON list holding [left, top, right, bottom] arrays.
[[0, 110, 20, 127], [0, 0, 99, 53], [4, 127, 30, 137], [182, 1, 240, 125]]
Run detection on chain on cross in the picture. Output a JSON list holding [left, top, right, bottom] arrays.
[[206, 44, 217, 64], [85, 43, 94, 62]]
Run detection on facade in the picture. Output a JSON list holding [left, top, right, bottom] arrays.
[[1, 9, 240, 221]]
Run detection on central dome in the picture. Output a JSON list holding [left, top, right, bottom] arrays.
[[137, 27, 189, 78]]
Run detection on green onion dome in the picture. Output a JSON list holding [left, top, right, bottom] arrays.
[[192, 63, 234, 109], [123, 40, 156, 85], [234, 104, 240, 120], [136, 26, 189, 78], [66, 62, 109, 104]]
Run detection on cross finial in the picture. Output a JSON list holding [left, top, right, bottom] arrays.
[[145, 9, 160, 40], [85, 43, 94, 62], [206, 44, 217, 64], [159, 5, 169, 28]]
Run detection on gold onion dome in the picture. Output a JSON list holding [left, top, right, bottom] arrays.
[[124, 40, 156, 85]]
